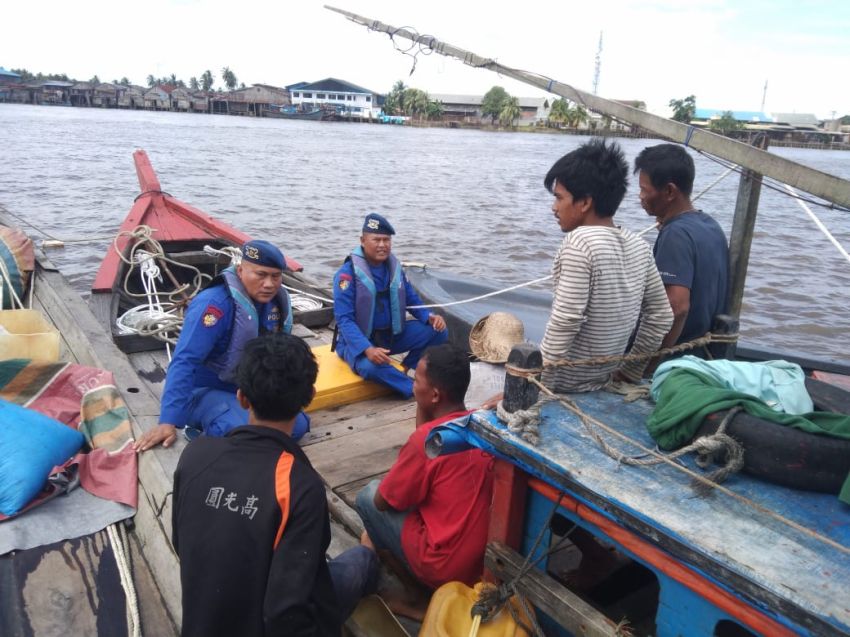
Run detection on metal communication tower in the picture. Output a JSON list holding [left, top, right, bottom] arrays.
[[593, 32, 603, 95]]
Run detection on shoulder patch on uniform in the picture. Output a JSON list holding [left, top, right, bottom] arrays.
[[202, 305, 223, 327], [338, 274, 351, 290]]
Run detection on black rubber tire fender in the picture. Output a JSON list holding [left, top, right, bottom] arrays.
[[695, 377, 850, 494]]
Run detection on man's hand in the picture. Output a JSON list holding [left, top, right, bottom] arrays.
[[480, 392, 503, 410], [364, 346, 393, 365], [134, 424, 178, 452], [428, 314, 447, 332]]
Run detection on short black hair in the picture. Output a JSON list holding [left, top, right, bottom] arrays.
[[422, 344, 470, 404], [236, 334, 318, 421], [543, 139, 628, 218], [633, 143, 695, 196]]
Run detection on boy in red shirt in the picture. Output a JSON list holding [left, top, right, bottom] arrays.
[[355, 344, 494, 613]]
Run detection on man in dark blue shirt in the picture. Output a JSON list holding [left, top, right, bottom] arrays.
[[134, 240, 309, 451], [333, 213, 448, 397], [634, 144, 729, 362]]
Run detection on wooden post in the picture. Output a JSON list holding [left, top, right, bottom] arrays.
[[502, 343, 541, 413], [727, 134, 769, 321], [708, 313, 740, 360]]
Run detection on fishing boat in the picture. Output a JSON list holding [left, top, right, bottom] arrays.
[[262, 104, 325, 120], [1, 150, 501, 636], [89, 150, 332, 354], [327, 6, 850, 636], [404, 266, 850, 382]]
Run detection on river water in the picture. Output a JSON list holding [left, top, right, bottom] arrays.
[[1, 103, 849, 359]]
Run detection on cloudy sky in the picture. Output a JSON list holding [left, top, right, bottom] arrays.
[[3, 0, 848, 118]]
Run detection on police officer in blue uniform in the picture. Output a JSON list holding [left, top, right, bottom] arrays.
[[333, 213, 448, 397], [134, 240, 310, 451]]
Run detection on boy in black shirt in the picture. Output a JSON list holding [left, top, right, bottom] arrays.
[[173, 333, 377, 636]]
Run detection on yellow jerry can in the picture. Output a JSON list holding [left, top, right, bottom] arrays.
[[419, 582, 532, 637]]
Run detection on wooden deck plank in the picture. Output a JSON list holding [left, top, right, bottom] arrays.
[[29, 291, 79, 364], [302, 400, 415, 447], [307, 394, 411, 428], [306, 419, 412, 489], [334, 472, 390, 509]]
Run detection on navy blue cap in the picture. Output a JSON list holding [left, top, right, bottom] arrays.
[[362, 213, 395, 235], [241, 240, 286, 270]]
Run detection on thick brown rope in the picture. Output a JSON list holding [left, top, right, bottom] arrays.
[[505, 331, 738, 377]]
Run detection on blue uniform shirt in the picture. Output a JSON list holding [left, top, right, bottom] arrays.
[[160, 284, 284, 427], [333, 258, 430, 357], [653, 211, 729, 343]]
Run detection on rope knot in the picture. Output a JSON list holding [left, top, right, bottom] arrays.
[[495, 400, 542, 446]]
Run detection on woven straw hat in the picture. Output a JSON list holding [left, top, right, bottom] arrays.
[[469, 312, 525, 363]]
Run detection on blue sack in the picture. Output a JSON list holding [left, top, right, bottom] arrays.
[[0, 398, 85, 516]]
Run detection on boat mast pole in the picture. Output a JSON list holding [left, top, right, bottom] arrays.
[[325, 5, 850, 209], [728, 135, 769, 322]]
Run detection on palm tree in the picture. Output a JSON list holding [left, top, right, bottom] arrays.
[[425, 100, 444, 121], [200, 70, 214, 92], [402, 88, 429, 120], [384, 80, 407, 115], [548, 98, 570, 128], [565, 104, 588, 129], [499, 97, 521, 128], [189, 77, 200, 91], [146, 74, 156, 88], [221, 67, 238, 91]]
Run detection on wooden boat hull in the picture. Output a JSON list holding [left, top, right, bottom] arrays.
[[427, 399, 850, 636], [405, 266, 850, 377], [0, 222, 180, 634], [263, 107, 324, 120]]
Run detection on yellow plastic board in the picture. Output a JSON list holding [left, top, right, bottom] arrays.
[[0, 309, 60, 362], [307, 344, 405, 412]]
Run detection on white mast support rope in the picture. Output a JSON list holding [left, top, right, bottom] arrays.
[[637, 165, 736, 238], [693, 166, 736, 202], [783, 183, 850, 265], [407, 275, 553, 309]]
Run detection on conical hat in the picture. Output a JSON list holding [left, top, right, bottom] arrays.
[[469, 312, 525, 364]]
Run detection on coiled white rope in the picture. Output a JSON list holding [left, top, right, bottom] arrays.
[[283, 285, 334, 305], [114, 227, 215, 355]]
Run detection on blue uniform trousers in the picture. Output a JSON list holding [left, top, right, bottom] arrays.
[[186, 387, 310, 441], [338, 320, 448, 398]]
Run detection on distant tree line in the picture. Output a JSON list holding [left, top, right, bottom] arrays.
[[9, 67, 246, 93], [146, 68, 243, 92]]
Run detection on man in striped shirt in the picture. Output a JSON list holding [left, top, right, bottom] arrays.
[[540, 139, 673, 393]]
